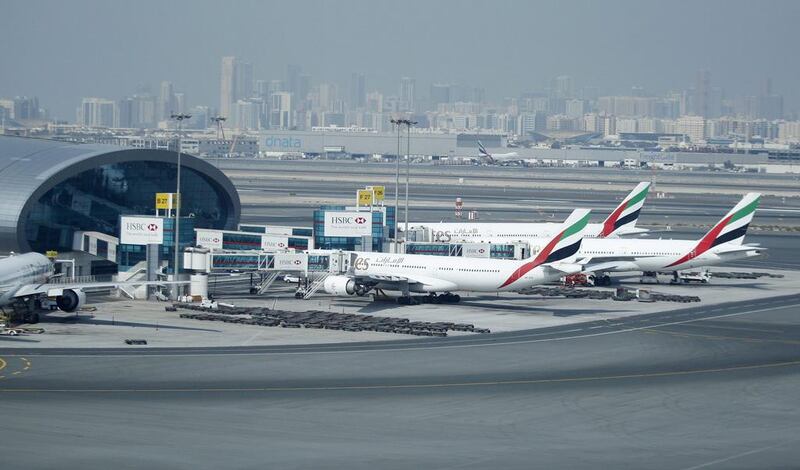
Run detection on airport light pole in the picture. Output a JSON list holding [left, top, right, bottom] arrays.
[[171, 113, 191, 299], [390, 118, 402, 244], [210, 116, 227, 168], [403, 119, 417, 237]]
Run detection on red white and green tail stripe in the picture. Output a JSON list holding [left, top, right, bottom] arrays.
[[666, 193, 760, 268], [499, 209, 591, 288], [598, 182, 651, 237]]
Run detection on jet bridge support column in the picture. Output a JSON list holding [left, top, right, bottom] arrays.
[[145, 243, 160, 300]]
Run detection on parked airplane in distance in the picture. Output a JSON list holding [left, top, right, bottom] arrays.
[[0, 252, 183, 323], [410, 182, 651, 243], [323, 209, 591, 304], [477, 140, 520, 164], [579, 193, 763, 284]]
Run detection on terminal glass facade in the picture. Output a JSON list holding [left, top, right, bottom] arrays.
[[117, 217, 195, 272], [24, 161, 231, 253], [313, 206, 393, 252]]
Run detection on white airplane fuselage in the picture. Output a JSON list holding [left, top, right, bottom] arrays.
[[579, 238, 762, 272], [348, 252, 565, 293], [413, 222, 641, 244], [0, 253, 54, 306]]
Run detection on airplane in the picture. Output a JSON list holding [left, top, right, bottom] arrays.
[[410, 182, 651, 243], [578, 193, 763, 284], [477, 140, 520, 164], [322, 209, 591, 304], [0, 252, 184, 323]]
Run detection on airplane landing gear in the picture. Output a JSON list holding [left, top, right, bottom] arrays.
[[424, 293, 460, 304], [396, 296, 419, 305]]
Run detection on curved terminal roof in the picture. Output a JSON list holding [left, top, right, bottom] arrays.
[[0, 135, 241, 252]]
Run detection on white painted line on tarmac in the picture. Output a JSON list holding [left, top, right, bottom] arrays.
[[5, 301, 798, 358]]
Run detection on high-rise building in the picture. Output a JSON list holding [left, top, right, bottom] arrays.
[[270, 92, 292, 129], [12, 96, 41, 121], [220, 57, 236, 119], [565, 99, 586, 118], [77, 97, 117, 128], [758, 78, 784, 120], [286, 64, 302, 97], [399, 77, 416, 112], [677, 115, 706, 142], [430, 83, 452, 108], [296, 74, 311, 109], [551, 75, 574, 99], [349, 72, 366, 110], [694, 69, 711, 118], [157, 81, 176, 122], [220, 56, 253, 120], [233, 99, 260, 130], [366, 91, 383, 113]]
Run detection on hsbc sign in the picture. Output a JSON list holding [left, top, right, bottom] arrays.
[[120, 216, 164, 245], [324, 211, 371, 237], [462, 243, 491, 258], [261, 235, 289, 251], [274, 253, 308, 271], [196, 229, 223, 250]]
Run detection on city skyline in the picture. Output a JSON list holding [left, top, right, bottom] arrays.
[[2, 0, 799, 121]]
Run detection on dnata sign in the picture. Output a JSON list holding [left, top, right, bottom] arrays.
[[263, 137, 303, 148], [120, 216, 164, 245], [324, 211, 371, 237]]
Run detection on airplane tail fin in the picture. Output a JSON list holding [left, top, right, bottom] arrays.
[[665, 193, 760, 268], [701, 192, 761, 247], [598, 182, 651, 237], [499, 209, 591, 288], [477, 140, 494, 163]]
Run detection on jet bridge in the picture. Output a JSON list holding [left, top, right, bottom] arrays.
[[183, 248, 354, 297]]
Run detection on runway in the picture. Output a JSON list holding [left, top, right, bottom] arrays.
[[1, 161, 798, 468], [226, 160, 800, 229], [2, 295, 800, 468]]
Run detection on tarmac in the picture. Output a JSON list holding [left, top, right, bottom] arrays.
[[2, 269, 795, 349]]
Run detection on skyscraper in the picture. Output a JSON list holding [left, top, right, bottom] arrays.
[[551, 75, 574, 99], [349, 72, 366, 110], [157, 81, 176, 122], [430, 83, 452, 108], [399, 77, 416, 112], [77, 97, 117, 128], [694, 69, 711, 118], [220, 56, 253, 120]]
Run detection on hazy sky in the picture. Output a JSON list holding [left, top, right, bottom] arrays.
[[2, 0, 798, 119]]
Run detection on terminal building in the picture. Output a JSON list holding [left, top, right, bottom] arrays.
[[0, 135, 241, 273]]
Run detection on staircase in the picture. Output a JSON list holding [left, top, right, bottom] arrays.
[[303, 273, 331, 300], [257, 271, 283, 295]]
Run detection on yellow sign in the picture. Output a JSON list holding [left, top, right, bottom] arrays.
[[357, 189, 374, 206], [46, 250, 58, 259], [370, 185, 385, 201], [156, 192, 180, 210]]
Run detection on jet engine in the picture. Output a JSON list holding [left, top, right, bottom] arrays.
[[323, 276, 357, 296], [55, 289, 86, 312]]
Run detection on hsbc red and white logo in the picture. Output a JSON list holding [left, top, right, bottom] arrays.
[[324, 211, 372, 237], [293, 259, 301, 265], [120, 216, 164, 246]]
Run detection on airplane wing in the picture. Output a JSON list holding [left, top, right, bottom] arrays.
[[545, 263, 585, 274], [580, 261, 641, 273], [354, 273, 458, 291], [11, 280, 188, 298]]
